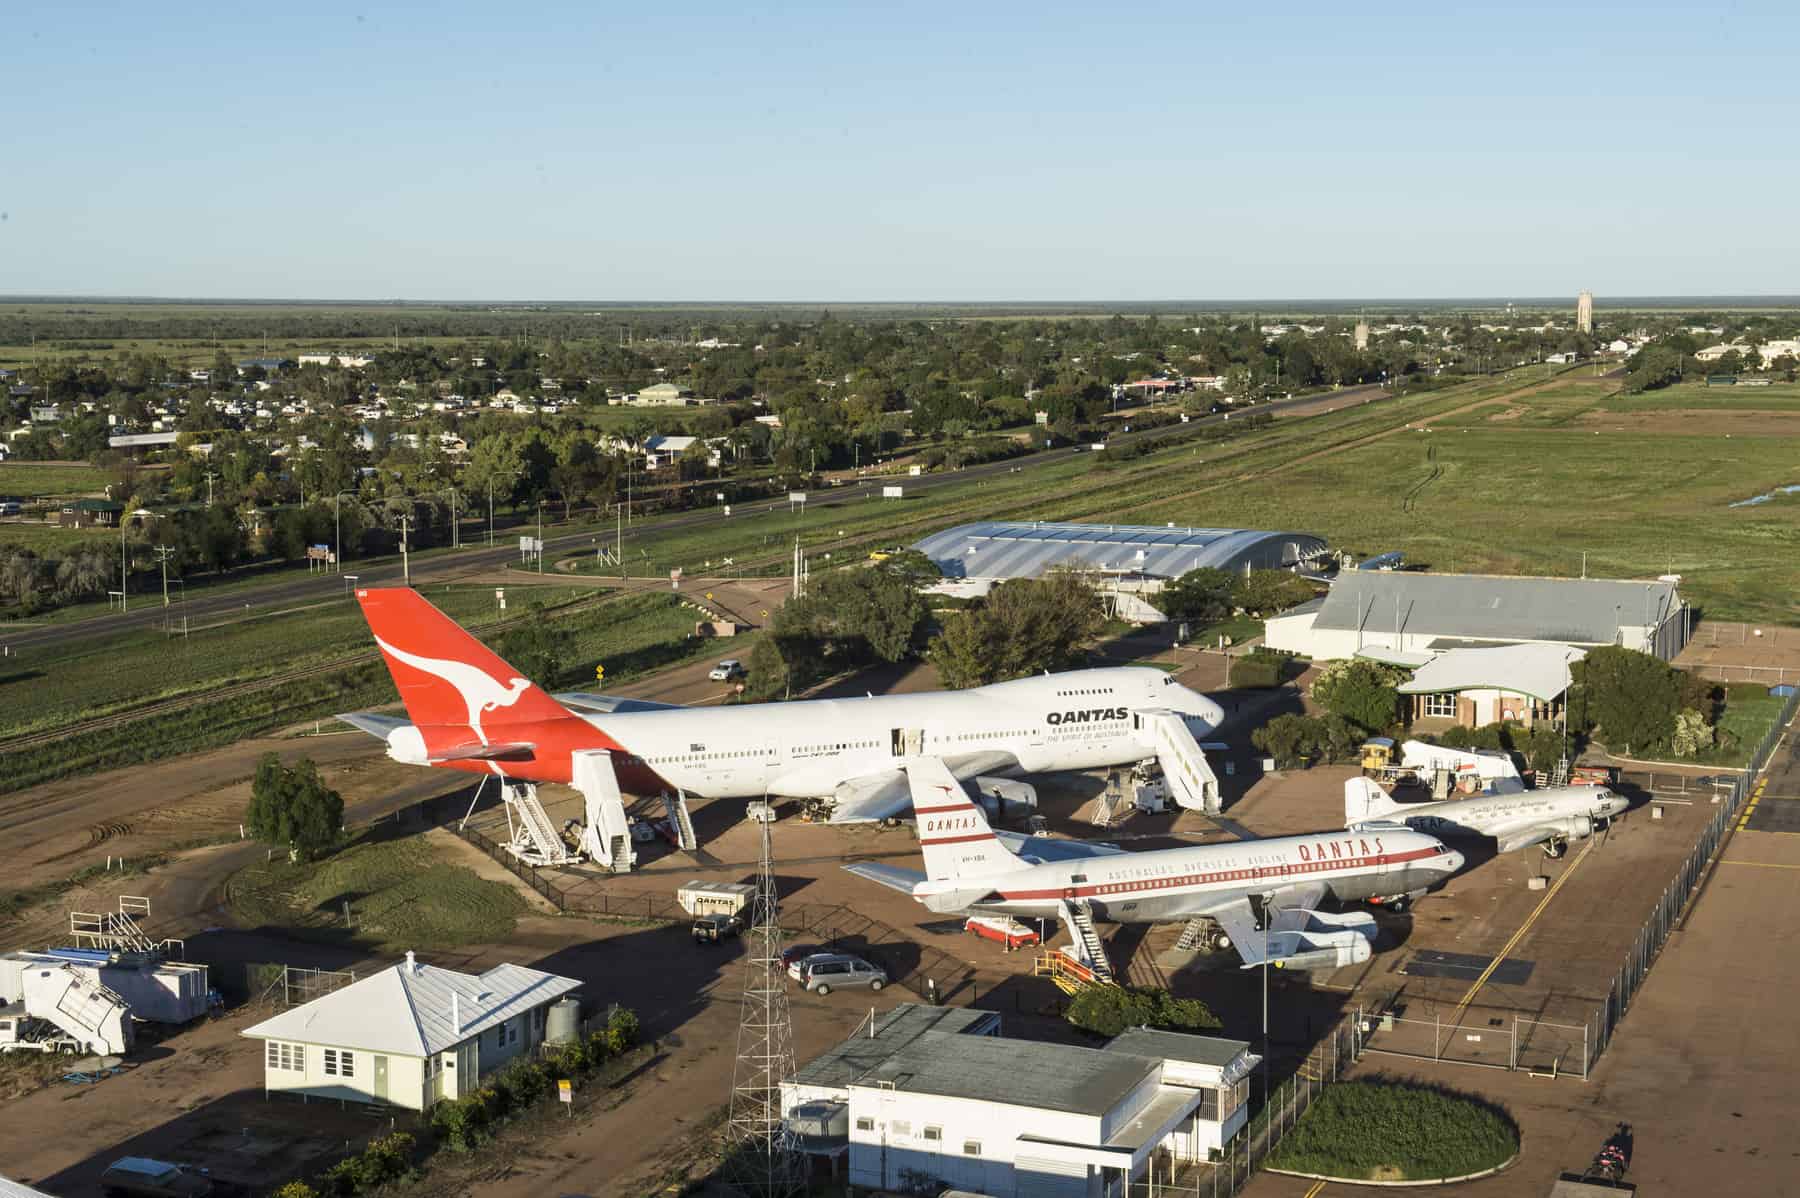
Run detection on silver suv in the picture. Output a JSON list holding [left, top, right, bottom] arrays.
[[797, 953, 887, 995]]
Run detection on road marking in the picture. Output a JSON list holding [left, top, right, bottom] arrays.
[[1735, 775, 1770, 831], [1303, 1181, 1329, 1197], [1718, 859, 1800, 869], [1453, 842, 1593, 1019]]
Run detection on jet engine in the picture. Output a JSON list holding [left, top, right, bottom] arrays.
[[1259, 908, 1379, 970], [1543, 813, 1595, 858]]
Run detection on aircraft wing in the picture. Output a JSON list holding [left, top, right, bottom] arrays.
[[335, 712, 410, 740], [843, 862, 927, 894], [426, 741, 536, 764], [1182, 882, 1347, 968], [996, 831, 1127, 863], [552, 692, 684, 714], [1494, 825, 1564, 854], [827, 752, 1023, 823]]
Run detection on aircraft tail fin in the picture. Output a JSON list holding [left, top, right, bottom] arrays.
[[1344, 776, 1402, 825], [356, 587, 579, 745], [906, 757, 1029, 882]]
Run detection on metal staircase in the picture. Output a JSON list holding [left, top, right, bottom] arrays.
[[1088, 776, 1131, 828], [501, 782, 580, 867], [1057, 899, 1114, 985], [663, 790, 698, 851], [1174, 918, 1212, 953], [573, 751, 636, 873], [1132, 709, 1221, 813], [1547, 756, 1572, 788], [70, 897, 158, 955]]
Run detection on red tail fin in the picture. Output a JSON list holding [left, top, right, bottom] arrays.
[[356, 587, 577, 739]]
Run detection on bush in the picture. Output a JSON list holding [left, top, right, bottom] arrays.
[[1671, 708, 1715, 757], [1267, 1078, 1518, 1181], [1229, 650, 1286, 689], [272, 1184, 319, 1198], [322, 1132, 416, 1196], [1066, 985, 1221, 1038], [605, 1004, 641, 1055]]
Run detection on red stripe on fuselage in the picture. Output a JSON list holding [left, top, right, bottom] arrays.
[[920, 832, 999, 846], [996, 845, 1444, 901], [915, 803, 976, 814]]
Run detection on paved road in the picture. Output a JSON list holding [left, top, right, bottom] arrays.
[[0, 384, 1386, 655]]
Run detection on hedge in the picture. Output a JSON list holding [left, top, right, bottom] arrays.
[[1267, 1078, 1518, 1181]]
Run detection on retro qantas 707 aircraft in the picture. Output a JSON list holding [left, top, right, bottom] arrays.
[[338, 588, 1227, 841], [850, 759, 1466, 971]]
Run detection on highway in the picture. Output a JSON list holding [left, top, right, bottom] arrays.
[[0, 383, 1383, 655]]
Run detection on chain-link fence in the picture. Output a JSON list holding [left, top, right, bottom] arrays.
[[1356, 1001, 1589, 1078]]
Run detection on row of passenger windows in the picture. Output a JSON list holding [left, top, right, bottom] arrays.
[[1055, 688, 1115, 697]]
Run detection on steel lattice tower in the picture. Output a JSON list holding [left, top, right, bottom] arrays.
[[722, 801, 804, 1197]]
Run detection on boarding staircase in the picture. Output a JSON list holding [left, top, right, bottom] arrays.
[[501, 782, 580, 867], [1174, 917, 1213, 953], [1055, 900, 1115, 985], [69, 898, 157, 955], [23, 965, 134, 1056], [1088, 775, 1131, 828], [663, 790, 698, 851], [1547, 756, 1572, 788], [572, 750, 636, 873], [1132, 709, 1221, 814]]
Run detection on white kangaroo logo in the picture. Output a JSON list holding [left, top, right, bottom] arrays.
[[375, 636, 532, 746]]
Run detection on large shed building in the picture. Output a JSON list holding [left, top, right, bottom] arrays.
[[914, 521, 1330, 583], [1264, 571, 1689, 662]]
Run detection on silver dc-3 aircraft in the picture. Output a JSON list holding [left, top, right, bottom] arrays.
[[1344, 776, 1627, 860]]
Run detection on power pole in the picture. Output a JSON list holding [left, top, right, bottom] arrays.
[[400, 512, 411, 587], [204, 471, 216, 508], [722, 801, 803, 1197], [154, 544, 176, 607]]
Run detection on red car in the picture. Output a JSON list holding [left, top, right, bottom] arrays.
[[964, 915, 1040, 950]]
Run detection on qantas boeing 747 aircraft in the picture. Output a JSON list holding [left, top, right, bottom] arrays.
[[339, 587, 1226, 827]]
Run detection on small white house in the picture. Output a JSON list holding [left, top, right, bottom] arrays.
[[241, 953, 580, 1112], [784, 1005, 1255, 1198]]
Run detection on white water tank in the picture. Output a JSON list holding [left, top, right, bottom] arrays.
[[546, 996, 581, 1045]]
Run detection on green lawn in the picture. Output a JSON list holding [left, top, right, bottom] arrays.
[[227, 833, 527, 953], [0, 462, 112, 497], [1603, 380, 1800, 411], [1701, 683, 1791, 767]]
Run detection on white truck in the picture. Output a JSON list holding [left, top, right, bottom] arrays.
[[0, 1005, 85, 1055], [0, 963, 135, 1056]]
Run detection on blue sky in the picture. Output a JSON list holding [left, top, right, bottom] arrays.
[[4, 1, 1796, 301]]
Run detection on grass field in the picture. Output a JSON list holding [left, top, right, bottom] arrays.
[[1706, 683, 1789, 766], [227, 832, 527, 953], [0, 462, 111, 497], [0, 587, 713, 794], [561, 366, 1798, 623]]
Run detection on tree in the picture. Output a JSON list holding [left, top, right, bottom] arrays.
[[1310, 659, 1403, 734], [1232, 569, 1317, 616], [1570, 646, 1683, 753], [1066, 985, 1221, 1038], [928, 572, 1107, 688], [246, 753, 344, 860], [1157, 566, 1234, 625]]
